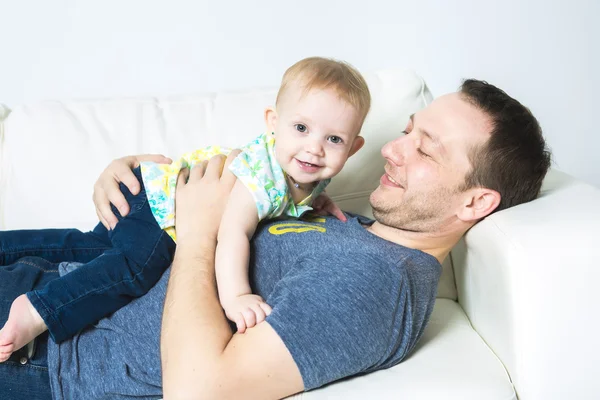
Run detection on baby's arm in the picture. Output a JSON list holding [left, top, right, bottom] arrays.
[[216, 180, 272, 333]]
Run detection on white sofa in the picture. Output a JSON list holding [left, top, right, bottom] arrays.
[[1, 70, 599, 400]]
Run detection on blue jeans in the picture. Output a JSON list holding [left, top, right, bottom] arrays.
[[0, 167, 176, 343], [0, 257, 57, 400]]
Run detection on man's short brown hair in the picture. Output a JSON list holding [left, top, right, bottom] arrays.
[[459, 79, 552, 213]]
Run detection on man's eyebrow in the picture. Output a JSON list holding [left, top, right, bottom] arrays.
[[409, 114, 446, 155]]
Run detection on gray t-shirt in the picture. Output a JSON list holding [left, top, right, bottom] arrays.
[[48, 215, 441, 398]]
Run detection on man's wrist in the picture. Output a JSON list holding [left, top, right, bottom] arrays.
[[176, 233, 216, 248], [174, 237, 217, 264]]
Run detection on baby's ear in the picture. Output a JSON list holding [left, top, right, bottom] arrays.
[[348, 136, 365, 157], [264, 107, 277, 132]]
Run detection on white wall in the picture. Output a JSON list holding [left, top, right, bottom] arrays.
[[1, 0, 598, 186]]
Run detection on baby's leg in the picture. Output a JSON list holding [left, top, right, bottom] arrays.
[[0, 294, 45, 362], [0, 224, 111, 360], [0, 227, 111, 266], [26, 167, 176, 343], [0, 257, 60, 363]]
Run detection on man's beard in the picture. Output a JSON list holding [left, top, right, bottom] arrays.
[[370, 185, 458, 232]]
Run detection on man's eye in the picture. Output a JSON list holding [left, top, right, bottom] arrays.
[[328, 136, 343, 144], [295, 124, 307, 133], [418, 149, 431, 158]]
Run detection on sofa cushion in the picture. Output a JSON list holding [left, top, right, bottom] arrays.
[[288, 299, 516, 399]]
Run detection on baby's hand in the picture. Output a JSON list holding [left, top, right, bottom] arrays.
[[223, 294, 272, 334], [312, 192, 347, 222]]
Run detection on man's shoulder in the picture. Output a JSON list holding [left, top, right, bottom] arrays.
[[263, 218, 441, 391], [328, 244, 440, 293]]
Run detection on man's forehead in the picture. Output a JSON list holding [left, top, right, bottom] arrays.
[[417, 93, 491, 145]]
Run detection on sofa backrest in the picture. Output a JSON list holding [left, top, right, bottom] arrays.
[[0, 69, 458, 300]]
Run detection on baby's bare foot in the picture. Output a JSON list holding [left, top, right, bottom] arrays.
[[0, 294, 47, 362]]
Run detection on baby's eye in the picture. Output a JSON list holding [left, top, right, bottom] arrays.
[[295, 124, 307, 133], [328, 136, 343, 144]]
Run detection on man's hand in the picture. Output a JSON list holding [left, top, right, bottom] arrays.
[[222, 294, 273, 334], [312, 192, 347, 222], [93, 154, 172, 230], [174, 151, 240, 244]]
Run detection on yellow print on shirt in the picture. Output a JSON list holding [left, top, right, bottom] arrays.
[[268, 215, 326, 235]]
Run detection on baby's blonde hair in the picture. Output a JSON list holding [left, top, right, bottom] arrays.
[[276, 57, 371, 129]]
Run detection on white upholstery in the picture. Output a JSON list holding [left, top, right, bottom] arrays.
[[453, 169, 600, 400], [1, 69, 598, 399], [0, 69, 462, 300], [292, 299, 515, 400]]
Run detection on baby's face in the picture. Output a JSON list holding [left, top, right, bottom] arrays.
[[270, 83, 364, 185]]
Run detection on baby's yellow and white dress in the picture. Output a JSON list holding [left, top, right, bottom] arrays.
[[140, 132, 330, 241]]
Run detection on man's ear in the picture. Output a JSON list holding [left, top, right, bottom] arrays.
[[264, 107, 277, 132], [348, 136, 365, 157], [457, 188, 501, 222]]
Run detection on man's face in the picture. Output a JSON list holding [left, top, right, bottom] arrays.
[[369, 93, 491, 232]]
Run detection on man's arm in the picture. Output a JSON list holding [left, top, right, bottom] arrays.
[[161, 154, 304, 400]]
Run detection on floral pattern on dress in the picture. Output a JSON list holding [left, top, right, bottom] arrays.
[[141, 132, 329, 241]]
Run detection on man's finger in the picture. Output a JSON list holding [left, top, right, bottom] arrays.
[[177, 167, 190, 188], [221, 150, 241, 187], [136, 154, 172, 165], [189, 160, 208, 181], [224, 149, 241, 168], [203, 154, 228, 180]]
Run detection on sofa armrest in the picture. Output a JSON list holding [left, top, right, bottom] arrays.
[[452, 169, 600, 400]]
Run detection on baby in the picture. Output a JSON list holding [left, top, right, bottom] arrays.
[[0, 56, 371, 361]]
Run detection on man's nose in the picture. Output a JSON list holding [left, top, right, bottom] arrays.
[[381, 135, 410, 165]]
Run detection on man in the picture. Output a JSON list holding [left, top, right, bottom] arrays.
[[0, 79, 550, 399]]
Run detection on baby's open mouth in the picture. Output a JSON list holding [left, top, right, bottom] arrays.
[[299, 160, 319, 168]]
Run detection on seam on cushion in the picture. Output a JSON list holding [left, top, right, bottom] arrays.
[[0, 104, 11, 229], [330, 190, 373, 202], [445, 250, 458, 301], [458, 298, 518, 400], [418, 75, 432, 106], [0, 104, 10, 122]]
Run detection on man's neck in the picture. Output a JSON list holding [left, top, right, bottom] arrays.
[[365, 221, 467, 264]]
